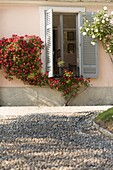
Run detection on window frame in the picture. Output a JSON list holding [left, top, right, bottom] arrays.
[[39, 6, 85, 75], [39, 7, 98, 78]]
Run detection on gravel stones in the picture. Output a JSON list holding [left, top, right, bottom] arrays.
[[0, 110, 113, 170]]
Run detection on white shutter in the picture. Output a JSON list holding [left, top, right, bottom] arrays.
[[80, 13, 98, 78], [45, 9, 53, 77]]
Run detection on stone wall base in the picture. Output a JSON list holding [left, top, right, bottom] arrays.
[[0, 87, 113, 106]]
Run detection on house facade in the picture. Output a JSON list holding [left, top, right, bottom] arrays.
[[0, 0, 113, 106]]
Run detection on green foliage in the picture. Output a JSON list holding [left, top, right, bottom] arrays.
[[47, 71, 90, 98], [96, 107, 113, 122], [0, 35, 44, 84]]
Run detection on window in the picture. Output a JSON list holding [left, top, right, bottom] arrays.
[[52, 13, 77, 77], [40, 7, 98, 78]]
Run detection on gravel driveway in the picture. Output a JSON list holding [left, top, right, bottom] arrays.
[[0, 106, 113, 170]]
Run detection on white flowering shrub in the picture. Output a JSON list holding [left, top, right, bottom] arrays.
[[80, 6, 113, 55]]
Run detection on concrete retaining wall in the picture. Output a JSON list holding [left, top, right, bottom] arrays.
[[0, 87, 113, 106]]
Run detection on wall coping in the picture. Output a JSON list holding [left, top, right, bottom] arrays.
[[0, 0, 113, 7]]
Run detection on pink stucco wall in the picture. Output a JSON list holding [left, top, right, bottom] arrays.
[[0, 3, 113, 87], [91, 42, 113, 87], [0, 4, 40, 38]]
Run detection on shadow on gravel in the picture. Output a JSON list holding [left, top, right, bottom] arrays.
[[0, 113, 113, 170]]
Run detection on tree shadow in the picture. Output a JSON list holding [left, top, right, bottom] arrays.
[[0, 113, 113, 169]]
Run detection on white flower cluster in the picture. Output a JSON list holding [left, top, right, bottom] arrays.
[[80, 6, 113, 53], [103, 6, 107, 11]]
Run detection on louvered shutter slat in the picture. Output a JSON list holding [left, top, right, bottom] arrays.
[[81, 13, 98, 78], [45, 9, 53, 77]]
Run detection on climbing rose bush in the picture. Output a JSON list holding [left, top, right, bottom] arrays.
[[47, 71, 90, 98], [0, 35, 90, 105], [46, 71, 90, 105], [0, 34, 44, 85], [80, 6, 113, 54]]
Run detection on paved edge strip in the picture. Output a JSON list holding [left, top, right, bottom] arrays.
[[93, 121, 113, 139]]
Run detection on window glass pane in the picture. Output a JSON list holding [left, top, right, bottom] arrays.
[[63, 30, 76, 68], [53, 13, 79, 77], [53, 14, 60, 76], [63, 15, 76, 71], [63, 15, 76, 29], [53, 13, 60, 28], [63, 31, 76, 54]]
